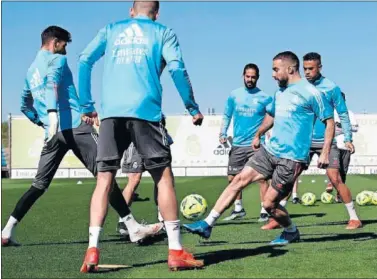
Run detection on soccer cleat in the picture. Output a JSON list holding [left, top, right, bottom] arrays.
[[346, 220, 363, 230], [222, 209, 246, 221], [80, 247, 100, 273], [270, 229, 300, 246], [292, 197, 301, 204], [132, 192, 150, 202], [258, 213, 269, 222], [261, 218, 281, 230], [116, 222, 129, 237], [168, 249, 204, 271], [129, 222, 164, 243], [1, 237, 20, 247], [326, 183, 334, 193], [182, 220, 212, 239]]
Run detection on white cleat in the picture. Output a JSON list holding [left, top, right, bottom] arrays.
[[222, 209, 246, 221], [129, 222, 164, 243]]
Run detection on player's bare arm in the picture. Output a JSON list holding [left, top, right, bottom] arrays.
[[318, 118, 335, 168], [252, 114, 274, 150]]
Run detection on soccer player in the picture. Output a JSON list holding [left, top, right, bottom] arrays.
[[326, 92, 359, 200], [1, 26, 162, 247], [78, 1, 204, 272], [117, 114, 173, 236], [219, 63, 272, 222], [303, 52, 362, 229], [183, 51, 335, 245]]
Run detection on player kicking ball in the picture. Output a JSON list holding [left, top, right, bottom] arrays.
[[219, 63, 273, 222], [1, 26, 163, 248], [183, 51, 335, 245]]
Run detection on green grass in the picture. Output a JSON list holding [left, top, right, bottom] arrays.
[[1, 175, 377, 278]]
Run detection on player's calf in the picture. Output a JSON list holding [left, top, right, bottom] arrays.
[[326, 169, 362, 227]]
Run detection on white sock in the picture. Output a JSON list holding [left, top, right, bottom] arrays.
[[284, 223, 297, 233], [157, 207, 164, 222], [260, 207, 268, 214], [345, 202, 359, 220], [2, 216, 18, 239], [122, 213, 139, 233], [204, 209, 221, 227], [118, 217, 123, 223], [279, 200, 288, 207], [164, 220, 182, 250], [234, 199, 243, 212], [88, 226, 102, 248], [292, 193, 298, 199]]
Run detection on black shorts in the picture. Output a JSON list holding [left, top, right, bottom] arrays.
[[228, 146, 255, 175], [121, 142, 145, 173], [97, 117, 171, 172], [308, 144, 340, 169], [246, 146, 305, 197], [339, 149, 351, 182], [32, 122, 98, 190]]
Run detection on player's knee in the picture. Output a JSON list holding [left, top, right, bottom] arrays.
[[327, 171, 342, 187], [30, 184, 47, 194], [129, 172, 142, 182], [97, 171, 115, 191], [31, 180, 50, 192], [228, 174, 246, 192], [262, 200, 276, 214]]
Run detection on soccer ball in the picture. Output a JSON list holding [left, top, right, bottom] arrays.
[[371, 192, 377, 205], [321, 192, 334, 204], [301, 192, 316, 206], [180, 194, 208, 220], [356, 192, 372, 206]]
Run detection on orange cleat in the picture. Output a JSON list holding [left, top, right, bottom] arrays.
[[261, 219, 281, 230], [80, 247, 100, 273], [1, 237, 20, 247], [346, 220, 363, 230], [168, 249, 204, 271]]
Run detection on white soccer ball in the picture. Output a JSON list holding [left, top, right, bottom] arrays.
[[356, 192, 372, 206], [180, 194, 208, 220], [301, 192, 316, 206], [311, 180, 316, 183], [321, 192, 334, 204]]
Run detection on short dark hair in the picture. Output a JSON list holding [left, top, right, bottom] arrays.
[[273, 51, 300, 71], [41, 26, 71, 45], [243, 63, 259, 77], [341, 92, 346, 101], [303, 52, 321, 63], [133, 1, 159, 14]]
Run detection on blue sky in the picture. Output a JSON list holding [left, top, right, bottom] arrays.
[[2, 1, 377, 120]]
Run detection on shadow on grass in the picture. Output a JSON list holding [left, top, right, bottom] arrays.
[[195, 240, 228, 247], [290, 212, 326, 218], [236, 232, 377, 245], [300, 219, 377, 228], [196, 246, 288, 266], [301, 232, 377, 243], [133, 245, 288, 269], [21, 237, 126, 247]]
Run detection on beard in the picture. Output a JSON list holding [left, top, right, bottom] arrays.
[[244, 81, 256, 89]]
